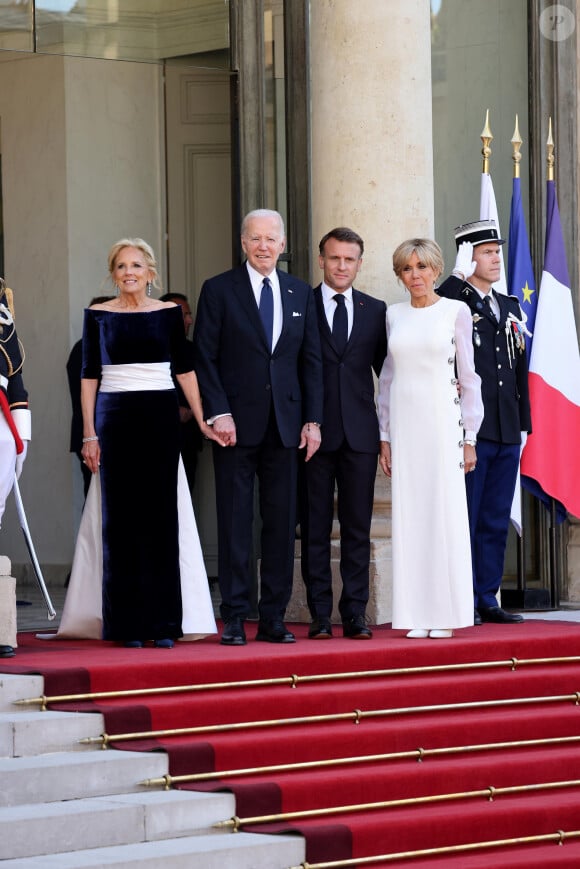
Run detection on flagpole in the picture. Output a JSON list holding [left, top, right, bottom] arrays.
[[511, 115, 526, 599], [546, 117, 560, 608]]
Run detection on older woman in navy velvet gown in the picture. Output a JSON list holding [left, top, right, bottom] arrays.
[[65, 238, 223, 648]]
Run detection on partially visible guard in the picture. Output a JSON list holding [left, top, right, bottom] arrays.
[[0, 279, 31, 657]]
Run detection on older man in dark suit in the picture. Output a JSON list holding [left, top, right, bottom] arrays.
[[438, 219, 531, 625], [194, 209, 323, 646], [301, 227, 387, 639]]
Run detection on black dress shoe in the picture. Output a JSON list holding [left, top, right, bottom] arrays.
[[479, 606, 524, 624], [0, 645, 15, 658], [474, 608, 482, 626], [308, 618, 333, 639], [220, 617, 247, 646], [256, 620, 296, 643], [342, 615, 373, 639]]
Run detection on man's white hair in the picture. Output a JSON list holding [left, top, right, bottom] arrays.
[[241, 209, 285, 238]]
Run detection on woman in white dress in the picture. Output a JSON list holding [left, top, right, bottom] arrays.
[[378, 238, 483, 639]]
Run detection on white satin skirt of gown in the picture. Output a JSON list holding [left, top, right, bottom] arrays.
[[54, 458, 217, 641]]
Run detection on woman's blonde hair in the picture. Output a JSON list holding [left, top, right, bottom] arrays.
[[392, 238, 444, 280]]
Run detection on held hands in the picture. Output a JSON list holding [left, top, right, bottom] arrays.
[[379, 441, 391, 477], [299, 423, 321, 462], [211, 415, 236, 447], [453, 242, 476, 281]]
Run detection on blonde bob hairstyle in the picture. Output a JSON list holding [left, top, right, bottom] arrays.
[[107, 238, 162, 292], [392, 238, 444, 281]]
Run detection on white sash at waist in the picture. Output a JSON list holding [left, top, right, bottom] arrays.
[[99, 362, 173, 392]]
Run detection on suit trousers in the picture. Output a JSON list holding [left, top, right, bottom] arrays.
[[212, 411, 298, 622], [301, 443, 377, 620], [465, 437, 520, 609]]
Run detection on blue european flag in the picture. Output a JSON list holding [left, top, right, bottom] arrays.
[[507, 176, 537, 360]]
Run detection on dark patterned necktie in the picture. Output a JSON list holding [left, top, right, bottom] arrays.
[[259, 277, 273, 348], [332, 293, 348, 355], [483, 294, 497, 320]]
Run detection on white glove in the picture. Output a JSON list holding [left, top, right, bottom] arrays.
[[453, 242, 476, 281], [15, 442, 27, 479]]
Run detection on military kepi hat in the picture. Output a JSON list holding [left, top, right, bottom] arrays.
[[454, 219, 506, 249]]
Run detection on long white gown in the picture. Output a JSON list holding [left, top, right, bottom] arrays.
[[53, 458, 217, 641], [378, 298, 483, 630]]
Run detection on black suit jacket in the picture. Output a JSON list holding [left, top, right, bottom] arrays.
[[438, 275, 531, 444], [314, 285, 387, 453], [194, 265, 323, 448]]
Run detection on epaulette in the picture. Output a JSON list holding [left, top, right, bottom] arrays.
[[0, 280, 15, 319]]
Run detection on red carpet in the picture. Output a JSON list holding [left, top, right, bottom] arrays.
[[4, 619, 580, 866]]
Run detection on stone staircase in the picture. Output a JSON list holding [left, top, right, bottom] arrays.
[[0, 673, 305, 867]]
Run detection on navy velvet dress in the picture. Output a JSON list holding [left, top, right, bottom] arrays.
[[82, 306, 192, 641]]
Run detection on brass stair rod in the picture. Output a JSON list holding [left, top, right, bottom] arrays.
[[289, 829, 580, 869], [16, 655, 580, 711], [142, 733, 580, 786], [216, 778, 580, 830], [85, 690, 580, 749]]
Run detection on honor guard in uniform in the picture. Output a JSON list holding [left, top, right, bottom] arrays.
[[0, 279, 31, 657], [438, 220, 531, 625]]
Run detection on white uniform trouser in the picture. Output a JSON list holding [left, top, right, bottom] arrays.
[[0, 414, 16, 527]]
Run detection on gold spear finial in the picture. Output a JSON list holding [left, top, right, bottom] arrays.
[[481, 109, 493, 174], [511, 115, 522, 179], [546, 116, 555, 182]]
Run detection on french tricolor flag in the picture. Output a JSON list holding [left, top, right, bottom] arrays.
[[520, 179, 580, 519]]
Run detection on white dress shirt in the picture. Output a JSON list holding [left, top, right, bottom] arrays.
[[321, 282, 354, 338], [247, 262, 283, 351]]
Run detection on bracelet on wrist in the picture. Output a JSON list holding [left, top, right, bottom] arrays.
[[463, 438, 476, 447], [82, 436, 99, 443]]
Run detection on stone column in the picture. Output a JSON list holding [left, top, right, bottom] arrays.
[[287, 0, 435, 626], [0, 557, 17, 649]]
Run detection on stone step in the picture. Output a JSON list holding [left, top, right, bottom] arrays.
[[0, 674, 44, 714], [0, 790, 236, 860], [0, 709, 104, 757], [0, 830, 305, 868], [0, 748, 168, 807]]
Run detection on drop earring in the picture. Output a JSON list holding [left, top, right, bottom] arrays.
[[147, 281, 152, 297]]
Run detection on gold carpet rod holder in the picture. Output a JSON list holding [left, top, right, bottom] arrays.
[[289, 829, 580, 869], [16, 655, 580, 711], [142, 733, 580, 787], [216, 778, 580, 831], [89, 691, 580, 750]]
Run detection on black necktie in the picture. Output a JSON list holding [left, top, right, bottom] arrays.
[[259, 277, 273, 348], [483, 294, 496, 320], [332, 294, 348, 355]]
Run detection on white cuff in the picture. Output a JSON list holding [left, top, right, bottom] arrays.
[[207, 412, 232, 425], [12, 408, 31, 441]]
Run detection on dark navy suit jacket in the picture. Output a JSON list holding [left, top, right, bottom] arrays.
[[194, 264, 323, 447], [314, 285, 387, 453]]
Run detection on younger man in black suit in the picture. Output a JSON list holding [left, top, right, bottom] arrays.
[[301, 228, 387, 639]]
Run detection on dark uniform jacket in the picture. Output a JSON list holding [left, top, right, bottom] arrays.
[[438, 275, 531, 444], [314, 285, 387, 453], [0, 294, 28, 414]]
